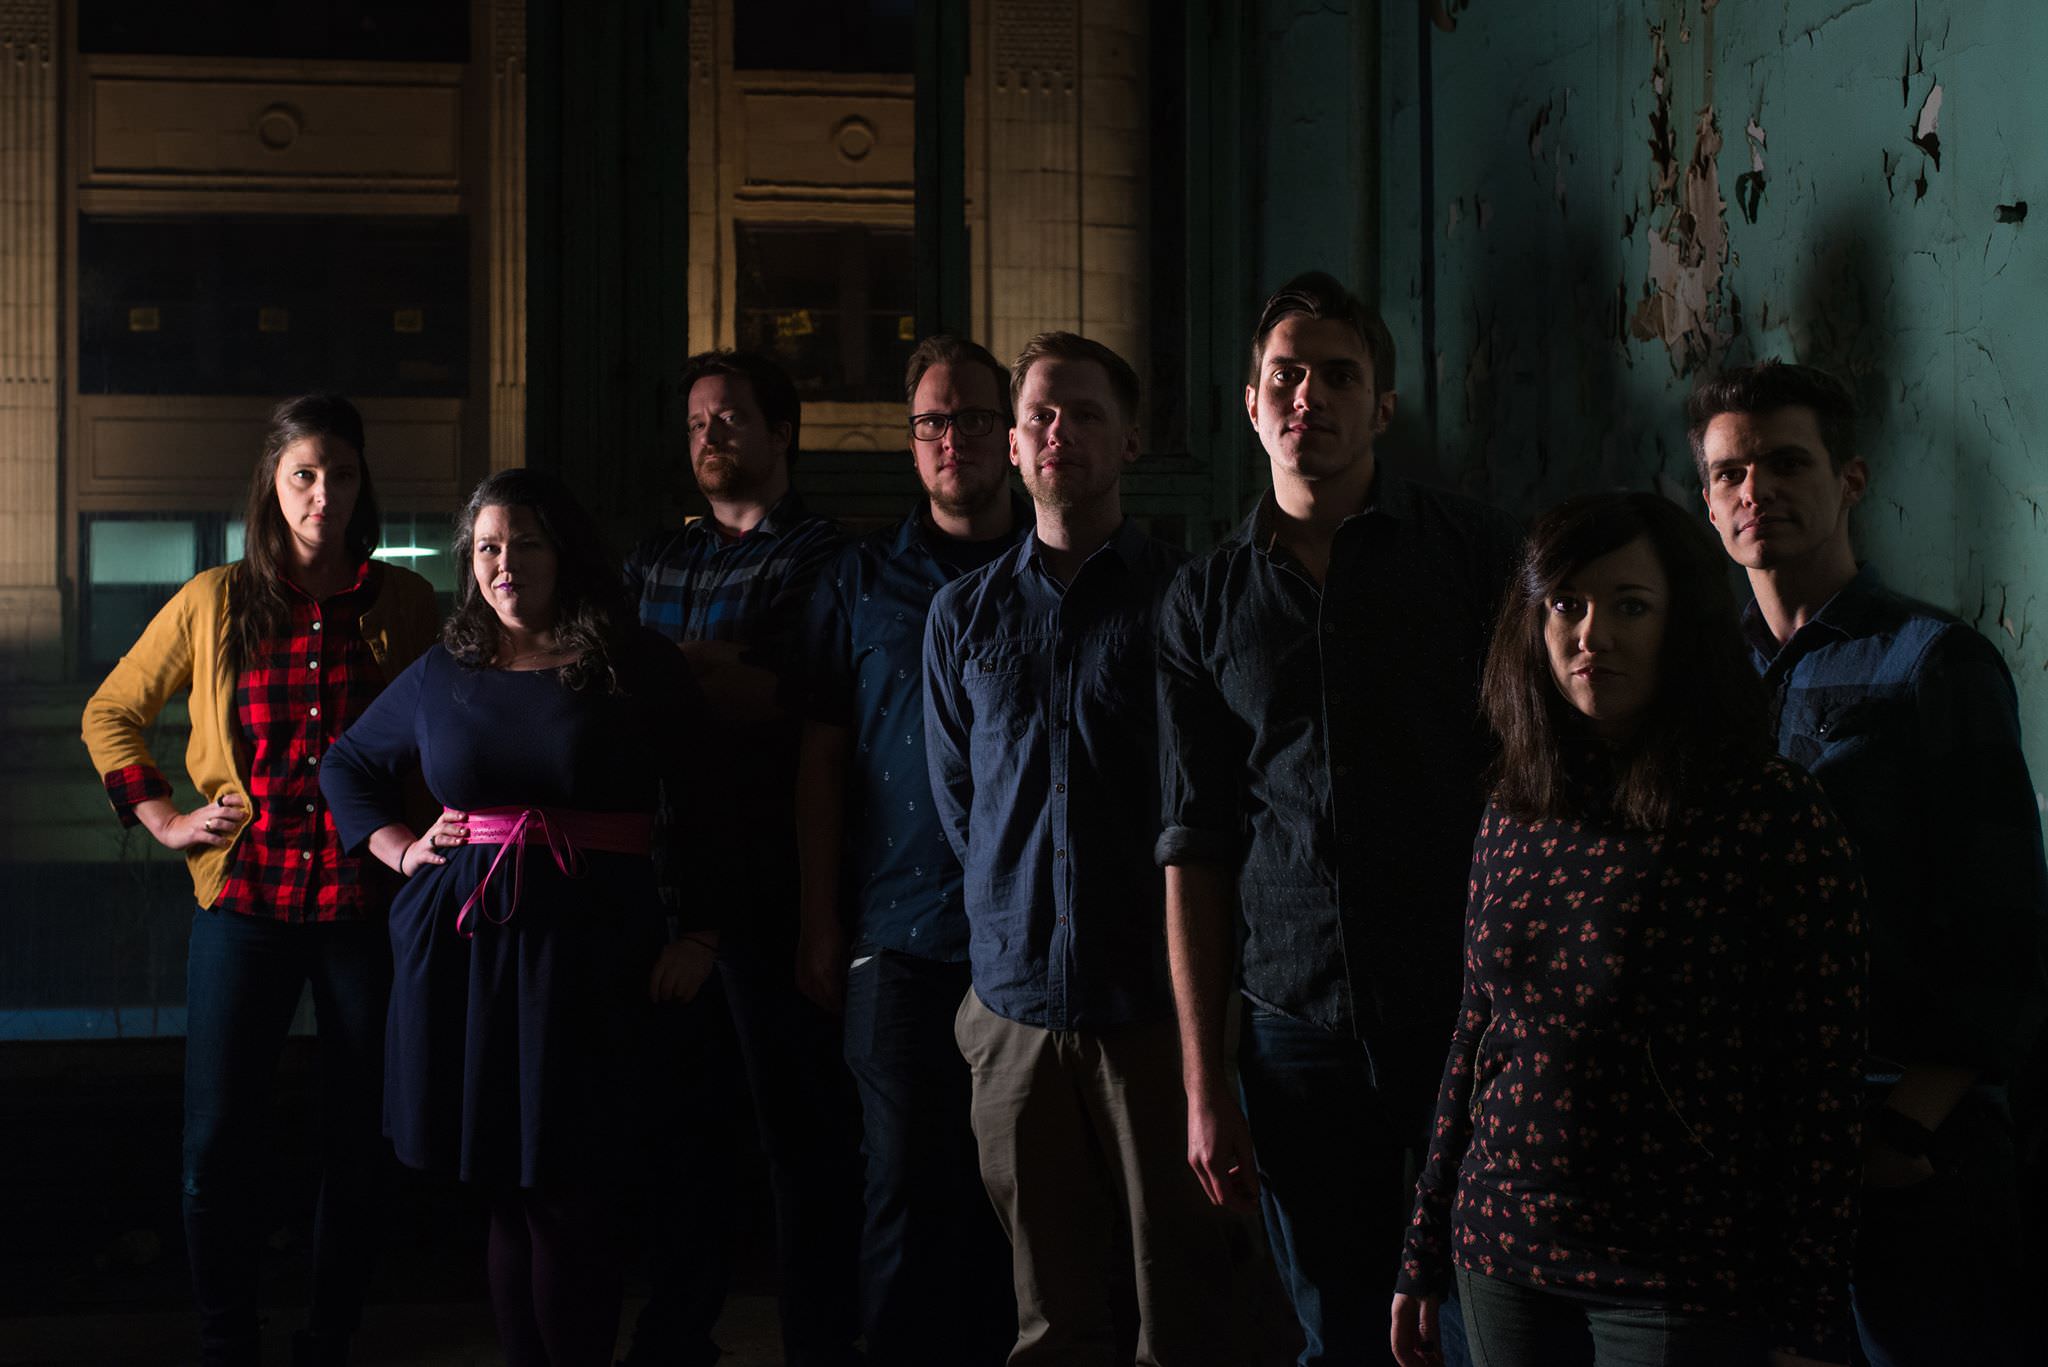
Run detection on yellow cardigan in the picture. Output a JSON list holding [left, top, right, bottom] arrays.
[[81, 561, 441, 908]]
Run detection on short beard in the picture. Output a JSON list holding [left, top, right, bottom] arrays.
[[926, 471, 1009, 522]]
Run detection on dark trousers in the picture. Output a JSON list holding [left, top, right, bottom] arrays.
[[1238, 1007, 1465, 1367], [182, 907, 389, 1367], [843, 950, 1014, 1367], [627, 945, 864, 1367], [1455, 1267, 1765, 1367], [955, 992, 1241, 1367], [1851, 1087, 2023, 1366]]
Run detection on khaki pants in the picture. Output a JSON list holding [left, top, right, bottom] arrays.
[[955, 990, 1241, 1367]]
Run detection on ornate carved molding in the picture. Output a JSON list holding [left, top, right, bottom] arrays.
[[0, 0, 58, 677]]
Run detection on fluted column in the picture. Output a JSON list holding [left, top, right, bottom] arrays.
[[0, 0, 59, 681], [489, 0, 527, 472]]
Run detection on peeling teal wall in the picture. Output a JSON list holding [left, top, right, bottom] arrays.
[[1376, 0, 2048, 805]]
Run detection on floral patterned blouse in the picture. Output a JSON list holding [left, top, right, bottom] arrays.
[[1396, 755, 1866, 1362]]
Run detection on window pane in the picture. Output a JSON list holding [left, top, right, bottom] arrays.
[[83, 517, 204, 667], [375, 513, 458, 598], [79, 0, 468, 61], [79, 216, 470, 398], [734, 0, 914, 73], [88, 519, 196, 586], [735, 222, 914, 406]]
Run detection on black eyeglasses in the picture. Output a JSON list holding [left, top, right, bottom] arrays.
[[909, 409, 1004, 442]]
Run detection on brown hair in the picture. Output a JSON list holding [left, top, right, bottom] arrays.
[[680, 348, 803, 470], [443, 468, 635, 693], [228, 394, 380, 671], [1248, 271, 1396, 395], [904, 334, 1013, 422], [1010, 331, 1141, 425], [1684, 360, 1857, 483], [1482, 491, 1770, 830]]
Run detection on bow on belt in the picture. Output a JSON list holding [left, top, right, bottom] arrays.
[[455, 806, 655, 938]]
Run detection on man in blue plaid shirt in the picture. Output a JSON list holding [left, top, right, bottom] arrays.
[[620, 349, 863, 1367]]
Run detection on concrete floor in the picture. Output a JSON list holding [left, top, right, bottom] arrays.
[[1, 1296, 784, 1367]]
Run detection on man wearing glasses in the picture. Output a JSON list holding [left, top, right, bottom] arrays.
[[791, 335, 1028, 1367]]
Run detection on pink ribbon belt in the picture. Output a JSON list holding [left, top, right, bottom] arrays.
[[455, 805, 655, 938]]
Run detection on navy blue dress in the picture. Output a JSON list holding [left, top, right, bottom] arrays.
[[321, 633, 700, 1187]]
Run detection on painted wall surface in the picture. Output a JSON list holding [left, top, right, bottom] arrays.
[[1378, 0, 2048, 801]]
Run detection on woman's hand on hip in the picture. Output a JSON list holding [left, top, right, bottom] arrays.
[[140, 792, 245, 851], [399, 809, 469, 876]]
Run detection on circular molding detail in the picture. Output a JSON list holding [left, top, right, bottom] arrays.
[[833, 116, 877, 163], [254, 104, 302, 152]]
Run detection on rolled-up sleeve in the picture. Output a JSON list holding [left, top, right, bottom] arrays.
[[1154, 566, 1250, 869]]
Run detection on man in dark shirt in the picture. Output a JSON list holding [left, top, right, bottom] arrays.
[[1159, 272, 1520, 1367], [791, 335, 1027, 1367], [1690, 360, 2048, 1367], [924, 332, 1237, 1366], [620, 349, 863, 1367]]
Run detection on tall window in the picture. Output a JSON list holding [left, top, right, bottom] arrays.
[[735, 223, 916, 403]]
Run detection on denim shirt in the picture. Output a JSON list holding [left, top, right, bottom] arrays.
[[923, 518, 1190, 1030], [1156, 475, 1522, 1091], [1746, 565, 2048, 1077], [795, 497, 1032, 961]]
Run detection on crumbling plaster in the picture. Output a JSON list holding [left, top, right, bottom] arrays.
[[1373, 0, 2047, 806]]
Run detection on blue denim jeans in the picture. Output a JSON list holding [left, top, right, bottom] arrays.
[[1456, 1266, 1766, 1367], [842, 950, 1013, 1367], [1851, 1087, 2022, 1366], [182, 907, 389, 1367], [1238, 1006, 1466, 1367]]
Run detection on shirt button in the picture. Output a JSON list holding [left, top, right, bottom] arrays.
[[1334, 764, 1350, 777], [309, 705, 320, 717], [308, 658, 319, 670], [1055, 849, 1066, 860], [300, 849, 313, 861], [308, 755, 319, 766], [304, 802, 316, 814], [1055, 783, 1066, 793], [1058, 915, 1068, 925], [312, 621, 323, 632]]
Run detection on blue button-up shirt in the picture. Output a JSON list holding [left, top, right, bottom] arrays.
[[795, 496, 1031, 960], [1746, 564, 2048, 1077], [923, 518, 1189, 1030]]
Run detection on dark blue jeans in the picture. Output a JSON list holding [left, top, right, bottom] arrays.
[[626, 945, 865, 1367], [1238, 1007, 1466, 1367], [1455, 1266, 1765, 1367], [842, 949, 1014, 1367], [182, 907, 389, 1367], [1851, 1087, 2022, 1366]]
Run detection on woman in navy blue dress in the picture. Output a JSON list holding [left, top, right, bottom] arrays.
[[322, 468, 715, 1366]]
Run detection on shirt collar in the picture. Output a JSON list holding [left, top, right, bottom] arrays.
[[893, 490, 1035, 562], [1741, 563, 1884, 662], [1244, 468, 1412, 557], [281, 558, 376, 605], [1015, 513, 1145, 580], [685, 488, 809, 546]]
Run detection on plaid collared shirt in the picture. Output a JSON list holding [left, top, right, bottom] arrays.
[[105, 560, 391, 922], [624, 490, 845, 931]]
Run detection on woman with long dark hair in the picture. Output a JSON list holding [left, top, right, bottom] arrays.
[[1389, 493, 1866, 1367], [82, 395, 439, 1367], [319, 468, 713, 1366]]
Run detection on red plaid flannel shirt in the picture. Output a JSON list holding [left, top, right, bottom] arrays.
[[103, 561, 394, 921]]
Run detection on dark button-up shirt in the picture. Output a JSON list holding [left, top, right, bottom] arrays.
[[1746, 565, 2048, 1077], [924, 518, 1189, 1030], [625, 491, 846, 943], [1156, 474, 1522, 1105], [796, 496, 1031, 960]]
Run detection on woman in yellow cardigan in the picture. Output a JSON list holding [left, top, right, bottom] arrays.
[[81, 395, 438, 1367]]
